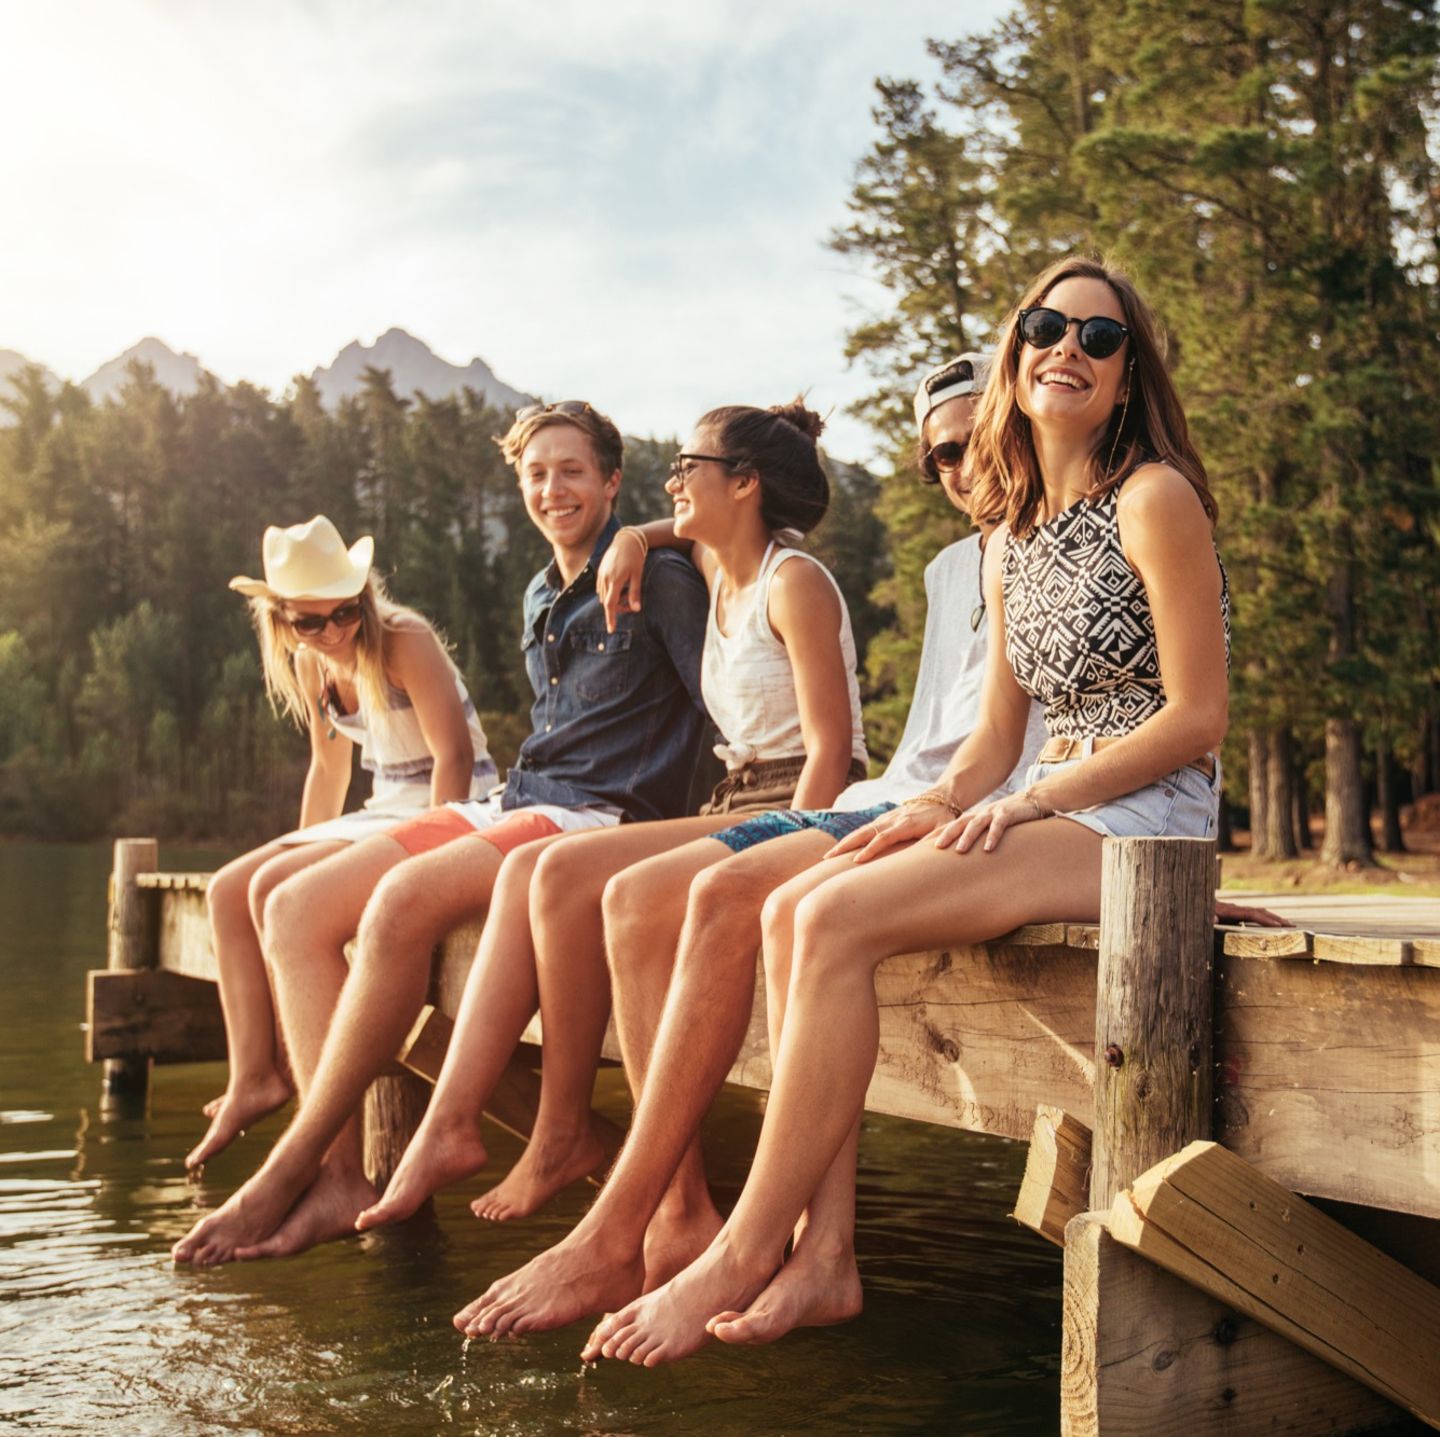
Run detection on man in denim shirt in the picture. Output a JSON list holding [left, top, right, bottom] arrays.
[[174, 402, 709, 1267]]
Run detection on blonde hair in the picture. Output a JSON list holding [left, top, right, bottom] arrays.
[[249, 573, 444, 732], [967, 255, 1218, 540]]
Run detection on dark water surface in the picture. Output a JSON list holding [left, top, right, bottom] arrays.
[[0, 842, 1062, 1435]]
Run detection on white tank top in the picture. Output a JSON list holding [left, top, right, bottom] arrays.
[[323, 666, 496, 812], [700, 543, 867, 771]]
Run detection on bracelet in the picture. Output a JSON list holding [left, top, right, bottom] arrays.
[[903, 787, 965, 818], [618, 525, 649, 558], [1021, 785, 1055, 819]]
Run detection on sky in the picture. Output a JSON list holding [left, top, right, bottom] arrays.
[[0, 0, 1010, 464]]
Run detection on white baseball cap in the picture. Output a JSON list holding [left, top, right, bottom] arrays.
[[913, 353, 993, 433]]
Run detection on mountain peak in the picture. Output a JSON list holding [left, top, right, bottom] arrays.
[[81, 337, 210, 404], [311, 330, 534, 412]]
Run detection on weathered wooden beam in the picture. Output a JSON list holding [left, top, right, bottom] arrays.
[[103, 837, 160, 1092], [87, 969, 226, 1064], [1108, 1141, 1440, 1429], [362, 1070, 431, 1194], [1091, 836, 1217, 1208], [1062, 1211, 1406, 1437], [1215, 955, 1440, 1220], [1013, 1105, 1092, 1247]]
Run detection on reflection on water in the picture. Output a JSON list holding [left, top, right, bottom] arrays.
[[0, 842, 1061, 1435]]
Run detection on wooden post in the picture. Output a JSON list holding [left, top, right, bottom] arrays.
[[103, 837, 159, 1094], [363, 1068, 431, 1193], [1091, 835, 1217, 1207]]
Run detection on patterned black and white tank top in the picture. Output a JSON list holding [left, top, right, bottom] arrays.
[[1001, 483, 1230, 739]]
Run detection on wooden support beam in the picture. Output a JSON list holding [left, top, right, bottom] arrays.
[[398, 1005, 561, 1145], [362, 1070, 431, 1194], [1013, 1105, 1091, 1247], [103, 837, 160, 1093], [1062, 1211, 1406, 1437], [87, 969, 226, 1064], [1091, 836, 1217, 1208], [1108, 1141, 1440, 1429]]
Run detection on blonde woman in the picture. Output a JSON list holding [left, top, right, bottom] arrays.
[[191, 516, 493, 1170]]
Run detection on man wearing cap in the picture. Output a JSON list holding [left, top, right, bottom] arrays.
[[449, 354, 1049, 1344], [173, 400, 710, 1266]]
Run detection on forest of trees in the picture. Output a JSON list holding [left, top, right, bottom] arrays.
[[2, 2, 1436, 863], [836, 0, 1440, 865], [0, 363, 885, 842]]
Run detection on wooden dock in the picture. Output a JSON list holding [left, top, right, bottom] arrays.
[[88, 837, 1440, 1435]]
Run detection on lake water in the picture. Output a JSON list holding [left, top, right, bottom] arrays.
[[0, 841, 1062, 1435]]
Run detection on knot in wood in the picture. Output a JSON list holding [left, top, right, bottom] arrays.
[[1213, 1318, 1238, 1347], [1103, 1044, 1124, 1069], [1152, 1348, 1175, 1372]]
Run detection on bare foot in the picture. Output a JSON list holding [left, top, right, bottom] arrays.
[[355, 1116, 489, 1232], [171, 1154, 314, 1267], [580, 1236, 774, 1367], [187, 1072, 293, 1170], [707, 1240, 862, 1345], [453, 1227, 646, 1339], [470, 1127, 608, 1223], [233, 1163, 378, 1261], [641, 1199, 724, 1291]]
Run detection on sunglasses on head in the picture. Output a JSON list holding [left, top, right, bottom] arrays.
[[283, 600, 364, 637], [516, 400, 593, 421], [1017, 307, 1130, 360]]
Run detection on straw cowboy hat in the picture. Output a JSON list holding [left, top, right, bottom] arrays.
[[229, 516, 374, 600]]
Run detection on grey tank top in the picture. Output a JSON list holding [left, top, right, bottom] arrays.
[[1001, 481, 1230, 740]]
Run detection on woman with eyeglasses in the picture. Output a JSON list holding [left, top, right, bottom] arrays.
[[356, 398, 867, 1231], [190, 516, 494, 1170], [575, 254, 1231, 1366]]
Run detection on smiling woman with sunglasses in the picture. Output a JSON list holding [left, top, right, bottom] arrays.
[[186, 516, 495, 1171], [568, 255, 1232, 1368]]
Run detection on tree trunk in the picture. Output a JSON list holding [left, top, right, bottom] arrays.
[[1293, 746, 1314, 850], [1375, 736, 1405, 854], [1247, 728, 1270, 856], [1321, 718, 1374, 867], [1264, 727, 1299, 859]]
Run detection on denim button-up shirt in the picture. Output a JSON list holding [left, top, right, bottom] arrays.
[[504, 515, 710, 822]]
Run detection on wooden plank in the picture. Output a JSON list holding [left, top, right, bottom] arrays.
[[1062, 1211, 1407, 1437], [87, 968, 227, 1064], [136, 872, 211, 892], [1221, 927, 1313, 960], [1215, 955, 1440, 1220], [1109, 1141, 1440, 1428], [1311, 934, 1414, 967], [1092, 837, 1217, 1207], [156, 887, 219, 981], [1013, 1105, 1091, 1246]]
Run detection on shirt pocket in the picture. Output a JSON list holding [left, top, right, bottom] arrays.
[[568, 627, 633, 702]]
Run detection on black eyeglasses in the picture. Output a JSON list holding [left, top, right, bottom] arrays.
[[1017, 307, 1130, 360], [516, 400, 594, 421], [283, 600, 364, 637], [921, 439, 969, 483], [668, 452, 745, 485]]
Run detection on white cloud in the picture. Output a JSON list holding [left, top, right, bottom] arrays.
[[0, 0, 1010, 462]]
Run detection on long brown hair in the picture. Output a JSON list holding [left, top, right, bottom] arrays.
[[966, 255, 1217, 540]]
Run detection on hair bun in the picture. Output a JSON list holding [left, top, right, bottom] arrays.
[[768, 398, 825, 442]]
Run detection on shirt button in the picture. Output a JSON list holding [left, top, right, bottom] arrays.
[[597, 641, 605, 652], [545, 723, 553, 732], [547, 634, 555, 643], [550, 676, 558, 685]]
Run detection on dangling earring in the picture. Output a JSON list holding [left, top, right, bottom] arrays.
[[1104, 360, 1134, 479]]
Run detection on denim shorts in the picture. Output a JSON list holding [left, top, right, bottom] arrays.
[[711, 802, 897, 854], [1028, 754, 1221, 841]]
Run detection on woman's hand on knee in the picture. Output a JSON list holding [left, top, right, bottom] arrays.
[[939, 794, 1043, 854], [826, 805, 941, 863]]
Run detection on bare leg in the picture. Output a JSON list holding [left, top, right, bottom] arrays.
[[171, 835, 490, 1264], [356, 834, 569, 1229], [472, 816, 736, 1223], [187, 840, 344, 1169], [455, 828, 836, 1340], [589, 821, 1103, 1365]]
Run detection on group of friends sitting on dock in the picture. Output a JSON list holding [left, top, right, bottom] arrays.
[[172, 254, 1255, 1366]]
